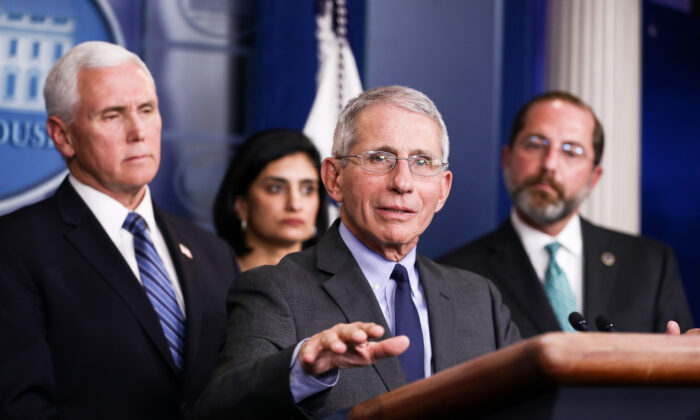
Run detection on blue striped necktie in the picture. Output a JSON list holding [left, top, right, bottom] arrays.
[[544, 242, 577, 332], [392, 263, 425, 383], [123, 212, 185, 370]]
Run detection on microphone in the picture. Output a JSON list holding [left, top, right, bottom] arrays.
[[595, 315, 617, 332], [568, 312, 590, 331]]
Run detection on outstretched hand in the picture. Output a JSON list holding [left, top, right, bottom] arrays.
[[666, 320, 700, 336], [298, 322, 409, 377]]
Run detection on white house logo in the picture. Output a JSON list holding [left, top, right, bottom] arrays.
[[0, 0, 123, 215]]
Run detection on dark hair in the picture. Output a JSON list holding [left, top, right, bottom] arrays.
[[213, 129, 329, 256], [508, 91, 605, 166]]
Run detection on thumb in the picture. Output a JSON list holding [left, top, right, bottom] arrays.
[[370, 335, 410, 360], [666, 320, 681, 335]]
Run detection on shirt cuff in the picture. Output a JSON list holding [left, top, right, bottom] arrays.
[[289, 339, 340, 403]]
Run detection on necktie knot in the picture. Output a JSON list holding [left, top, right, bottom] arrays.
[[391, 264, 409, 285], [545, 241, 562, 257], [123, 212, 147, 235]]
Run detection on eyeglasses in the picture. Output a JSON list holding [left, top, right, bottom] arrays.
[[338, 150, 448, 177], [517, 135, 589, 162]]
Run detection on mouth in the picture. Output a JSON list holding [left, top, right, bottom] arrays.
[[522, 175, 564, 199], [530, 182, 558, 195], [281, 218, 305, 226], [124, 154, 150, 163], [377, 206, 416, 218]]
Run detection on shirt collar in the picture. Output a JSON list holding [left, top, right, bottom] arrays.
[[69, 174, 156, 239], [338, 221, 417, 289], [510, 208, 583, 256]]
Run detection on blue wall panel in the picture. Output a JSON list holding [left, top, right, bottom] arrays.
[[365, 0, 505, 258], [642, 1, 700, 322]]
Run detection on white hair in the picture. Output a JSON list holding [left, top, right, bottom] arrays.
[[332, 85, 450, 162], [43, 41, 154, 123]]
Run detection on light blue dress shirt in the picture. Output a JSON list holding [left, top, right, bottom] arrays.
[[289, 221, 432, 402]]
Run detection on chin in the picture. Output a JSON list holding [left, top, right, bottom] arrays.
[[377, 230, 416, 247], [274, 232, 312, 245]]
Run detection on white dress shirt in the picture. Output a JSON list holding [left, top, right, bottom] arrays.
[[510, 209, 584, 311], [68, 175, 186, 314]]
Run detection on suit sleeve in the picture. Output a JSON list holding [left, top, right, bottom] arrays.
[[193, 268, 313, 419], [655, 244, 694, 332], [487, 279, 522, 347], [0, 246, 57, 419]]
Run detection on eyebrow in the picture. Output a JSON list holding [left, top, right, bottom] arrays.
[[369, 145, 439, 157], [263, 176, 318, 184], [524, 133, 587, 146], [96, 106, 126, 115]]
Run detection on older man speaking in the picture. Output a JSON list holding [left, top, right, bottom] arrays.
[[195, 86, 520, 419]]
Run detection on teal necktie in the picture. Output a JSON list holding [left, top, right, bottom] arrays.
[[544, 242, 577, 332]]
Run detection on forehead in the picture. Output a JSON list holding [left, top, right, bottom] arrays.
[[259, 152, 318, 180], [76, 61, 156, 105], [521, 99, 595, 146], [353, 104, 442, 155]]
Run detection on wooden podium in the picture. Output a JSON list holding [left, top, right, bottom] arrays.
[[348, 333, 700, 419]]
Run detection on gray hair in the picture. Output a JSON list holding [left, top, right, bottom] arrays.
[[332, 85, 450, 162], [43, 41, 154, 123]]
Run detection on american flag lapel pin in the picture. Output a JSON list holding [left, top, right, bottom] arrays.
[[179, 243, 193, 260]]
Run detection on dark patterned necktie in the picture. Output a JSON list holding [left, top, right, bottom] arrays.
[[123, 212, 185, 370], [392, 263, 425, 382]]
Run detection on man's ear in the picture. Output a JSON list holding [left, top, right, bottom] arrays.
[[434, 169, 453, 213], [501, 144, 512, 168], [321, 158, 344, 204], [589, 164, 603, 190], [47, 116, 75, 159]]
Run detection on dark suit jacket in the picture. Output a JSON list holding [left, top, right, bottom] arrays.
[[193, 221, 520, 419], [0, 179, 238, 419], [438, 218, 694, 338]]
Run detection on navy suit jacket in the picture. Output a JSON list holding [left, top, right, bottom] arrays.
[[194, 221, 520, 419], [0, 179, 238, 419], [438, 218, 693, 338]]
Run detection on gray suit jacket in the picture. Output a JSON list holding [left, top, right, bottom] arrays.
[[438, 218, 694, 338], [194, 222, 520, 419]]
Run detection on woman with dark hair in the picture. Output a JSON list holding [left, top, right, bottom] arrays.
[[213, 129, 328, 271]]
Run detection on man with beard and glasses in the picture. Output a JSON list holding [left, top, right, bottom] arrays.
[[439, 91, 693, 338]]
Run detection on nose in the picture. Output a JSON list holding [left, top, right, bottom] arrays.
[[388, 158, 414, 194], [127, 113, 146, 142], [541, 145, 561, 173], [286, 187, 302, 212]]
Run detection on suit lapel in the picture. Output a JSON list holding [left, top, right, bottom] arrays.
[[487, 221, 561, 332], [317, 225, 406, 391], [416, 255, 455, 372], [581, 219, 617, 321], [56, 181, 179, 375]]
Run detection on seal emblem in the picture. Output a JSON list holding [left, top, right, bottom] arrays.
[[0, 0, 124, 215]]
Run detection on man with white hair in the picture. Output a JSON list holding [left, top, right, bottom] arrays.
[[194, 86, 520, 419], [0, 41, 238, 418]]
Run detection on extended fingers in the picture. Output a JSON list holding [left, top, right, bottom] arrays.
[[338, 322, 386, 343], [300, 323, 381, 362]]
